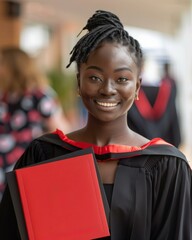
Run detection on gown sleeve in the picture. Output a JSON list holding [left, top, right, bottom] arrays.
[[0, 140, 47, 240], [151, 156, 192, 239]]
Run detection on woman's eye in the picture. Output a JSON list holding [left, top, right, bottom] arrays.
[[117, 77, 129, 83], [90, 76, 102, 82]]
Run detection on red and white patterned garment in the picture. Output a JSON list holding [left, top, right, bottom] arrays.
[[0, 88, 59, 200]]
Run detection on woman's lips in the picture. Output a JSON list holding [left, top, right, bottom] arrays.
[[95, 101, 119, 107]]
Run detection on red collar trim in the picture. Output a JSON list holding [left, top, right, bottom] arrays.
[[53, 129, 171, 155], [135, 80, 171, 120]]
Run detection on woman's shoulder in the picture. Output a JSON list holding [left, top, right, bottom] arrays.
[[140, 138, 192, 173], [14, 132, 69, 169], [142, 137, 188, 162], [118, 131, 189, 168]]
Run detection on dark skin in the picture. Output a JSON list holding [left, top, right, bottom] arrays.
[[67, 42, 148, 183]]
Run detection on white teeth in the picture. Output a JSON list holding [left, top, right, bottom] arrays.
[[96, 101, 118, 107]]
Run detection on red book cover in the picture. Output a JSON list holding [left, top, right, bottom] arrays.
[[7, 148, 110, 240]]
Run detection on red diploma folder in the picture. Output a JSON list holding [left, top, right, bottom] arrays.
[[7, 148, 110, 240]]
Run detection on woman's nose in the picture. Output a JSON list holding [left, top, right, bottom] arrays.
[[99, 79, 117, 95]]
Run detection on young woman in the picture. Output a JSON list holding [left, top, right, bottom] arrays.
[[0, 10, 191, 240]]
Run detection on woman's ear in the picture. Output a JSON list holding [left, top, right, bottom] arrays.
[[136, 76, 142, 92], [76, 73, 81, 96], [135, 76, 142, 100], [76, 73, 80, 88]]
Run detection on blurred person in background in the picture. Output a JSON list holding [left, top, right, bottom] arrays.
[[0, 47, 71, 201], [127, 58, 181, 148], [162, 61, 177, 88]]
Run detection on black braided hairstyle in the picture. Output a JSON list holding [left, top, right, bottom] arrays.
[[66, 10, 143, 73]]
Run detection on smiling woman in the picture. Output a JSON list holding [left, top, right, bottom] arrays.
[[75, 42, 139, 124], [0, 10, 191, 240]]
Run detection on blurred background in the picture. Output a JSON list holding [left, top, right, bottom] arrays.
[[0, 0, 192, 167]]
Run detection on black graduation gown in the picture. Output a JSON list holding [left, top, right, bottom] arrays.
[[0, 130, 191, 240], [128, 78, 181, 147]]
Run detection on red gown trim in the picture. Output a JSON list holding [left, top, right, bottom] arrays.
[[53, 129, 171, 155], [135, 79, 172, 120]]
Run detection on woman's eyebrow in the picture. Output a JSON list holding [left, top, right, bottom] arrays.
[[86, 66, 132, 73], [114, 67, 132, 73], [86, 66, 103, 72]]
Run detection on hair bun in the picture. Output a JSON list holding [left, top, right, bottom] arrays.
[[82, 10, 124, 32]]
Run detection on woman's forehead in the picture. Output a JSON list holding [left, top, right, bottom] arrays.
[[83, 43, 137, 70]]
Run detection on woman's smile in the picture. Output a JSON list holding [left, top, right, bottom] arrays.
[[94, 100, 120, 112], [95, 100, 119, 107]]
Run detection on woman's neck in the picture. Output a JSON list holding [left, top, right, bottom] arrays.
[[67, 114, 149, 147], [79, 116, 132, 146]]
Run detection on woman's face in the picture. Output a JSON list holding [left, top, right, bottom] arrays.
[[78, 42, 141, 122]]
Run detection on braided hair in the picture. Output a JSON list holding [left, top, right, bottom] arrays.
[[66, 10, 143, 72]]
